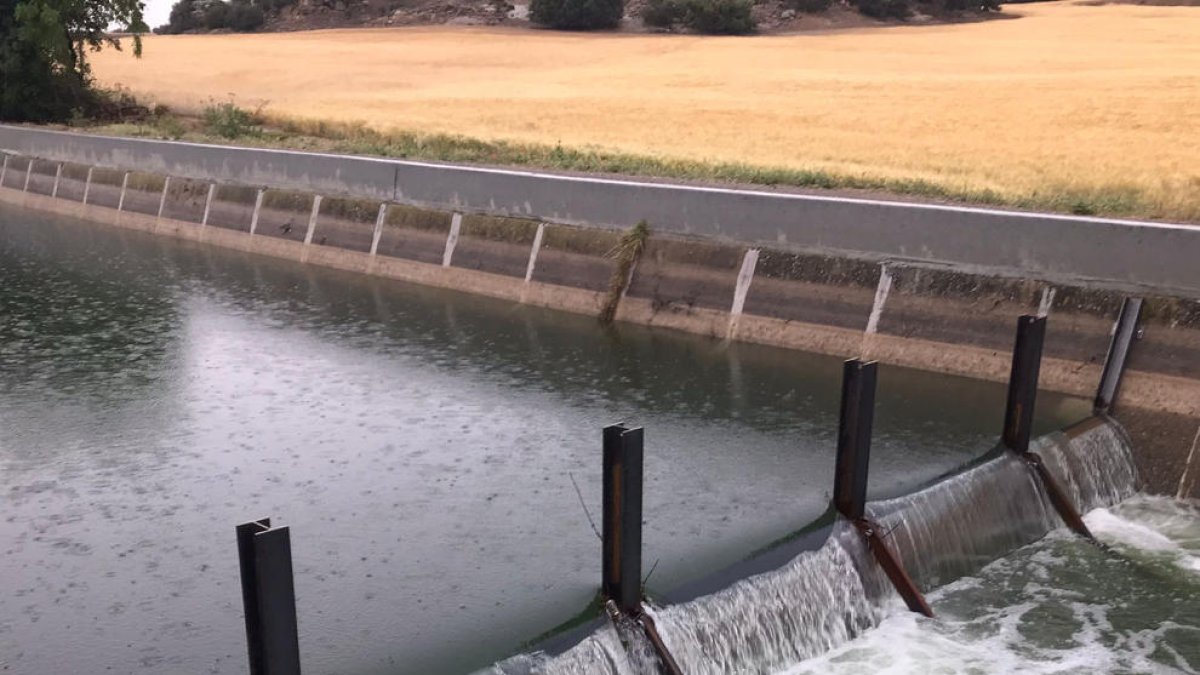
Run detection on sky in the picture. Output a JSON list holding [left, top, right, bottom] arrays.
[[144, 0, 174, 29]]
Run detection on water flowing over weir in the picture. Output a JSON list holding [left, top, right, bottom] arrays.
[[491, 418, 1140, 675]]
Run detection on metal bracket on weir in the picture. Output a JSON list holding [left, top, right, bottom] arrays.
[[601, 428, 685, 675], [851, 519, 934, 617], [832, 359, 935, 618], [1001, 315, 1095, 541], [604, 600, 685, 675]]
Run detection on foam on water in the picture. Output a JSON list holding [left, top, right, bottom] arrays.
[[490, 419, 1160, 674], [1088, 495, 1200, 575], [783, 495, 1200, 674]]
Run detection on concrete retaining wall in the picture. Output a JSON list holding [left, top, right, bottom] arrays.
[[4, 125, 1200, 295], [2, 138, 1198, 498]]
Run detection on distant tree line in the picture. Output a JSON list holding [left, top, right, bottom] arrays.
[[532, 0, 999, 33], [157, 0, 296, 34], [0, 0, 147, 122]]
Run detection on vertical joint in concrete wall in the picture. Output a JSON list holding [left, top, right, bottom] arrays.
[[0, 154, 8, 186], [117, 172, 130, 212], [304, 195, 323, 245], [1037, 286, 1056, 318], [1178, 424, 1200, 500], [82, 167, 94, 205], [23, 158, 34, 192], [51, 163, 62, 198], [727, 248, 760, 340], [525, 222, 546, 283], [864, 263, 893, 336], [202, 183, 217, 226], [860, 263, 894, 358], [158, 177, 171, 219], [1094, 297, 1144, 416], [442, 212, 463, 267], [370, 203, 388, 256], [249, 188, 265, 235]]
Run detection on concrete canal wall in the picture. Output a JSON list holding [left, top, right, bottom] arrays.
[[1, 129, 1198, 498]]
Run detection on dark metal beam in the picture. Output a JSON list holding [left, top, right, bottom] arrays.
[[237, 519, 271, 675], [833, 359, 877, 521], [999, 315, 1096, 541], [1094, 297, 1144, 415], [1002, 315, 1046, 454], [237, 520, 302, 675], [602, 423, 644, 615], [830, 359, 933, 617]]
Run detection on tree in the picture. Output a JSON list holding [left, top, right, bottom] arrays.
[[0, 0, 147, 122], [228, 0, 265, 31], [530, 0, 624, 30], [162, 0, 201, 33]]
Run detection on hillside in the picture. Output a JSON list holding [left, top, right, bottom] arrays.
[[158, 0, 1003, 34]]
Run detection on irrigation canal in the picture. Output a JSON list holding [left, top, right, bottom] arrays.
[[0, 202, 1196, 674]]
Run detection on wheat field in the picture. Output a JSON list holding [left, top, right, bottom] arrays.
[[92, 2, 1200, 220]]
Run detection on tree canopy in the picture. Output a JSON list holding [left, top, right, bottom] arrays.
[[0, 0, 147, 122]]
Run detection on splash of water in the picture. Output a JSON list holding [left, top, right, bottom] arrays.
[[490, 418, 1141, 674]]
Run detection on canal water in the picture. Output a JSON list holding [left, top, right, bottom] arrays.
[[0, 202, 1127, 674]]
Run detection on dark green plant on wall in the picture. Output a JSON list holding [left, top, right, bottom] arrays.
[[599, 220, 650, 325]]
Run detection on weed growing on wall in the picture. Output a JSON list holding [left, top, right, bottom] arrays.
[[600, 220, 650, 325]]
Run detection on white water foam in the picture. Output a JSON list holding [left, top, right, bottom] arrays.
[[1087, 495, 1200, 575], [783, 496, 1200, 675]]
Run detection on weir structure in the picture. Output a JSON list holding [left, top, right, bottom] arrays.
[[0, 131, 1179, 673], [495, 304, 1148, 673]]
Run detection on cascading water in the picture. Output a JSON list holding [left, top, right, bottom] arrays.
[[489, 418, 1141, 675]]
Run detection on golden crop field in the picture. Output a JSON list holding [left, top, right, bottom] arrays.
[[92, 2, 1200, 220]]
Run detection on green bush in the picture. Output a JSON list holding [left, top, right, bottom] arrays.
[[228, 1, 265, 30], [202, 1, 229, 27], [685, 0, 754, 33], [641, 0, 684, 26], [943, 0, 999, 10], [529, 0, 624, 29], [202, 99, 260, 138], [789, 0, 831, 12], [853, 0, 910, 18], [639, 0, 755, 33]]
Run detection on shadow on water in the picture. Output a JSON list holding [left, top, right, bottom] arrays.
[[0, 203, 1091, 674]]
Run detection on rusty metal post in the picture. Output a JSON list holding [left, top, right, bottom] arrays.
[[1002, 315, 1046, 454], [831, 359, 933, 617], [237, 519, 302, 675], [1094, 297, 1143, 415], [1000, 315, 1094, 539], [602, 423, 643, 615], [833, 359, 876, 521]]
